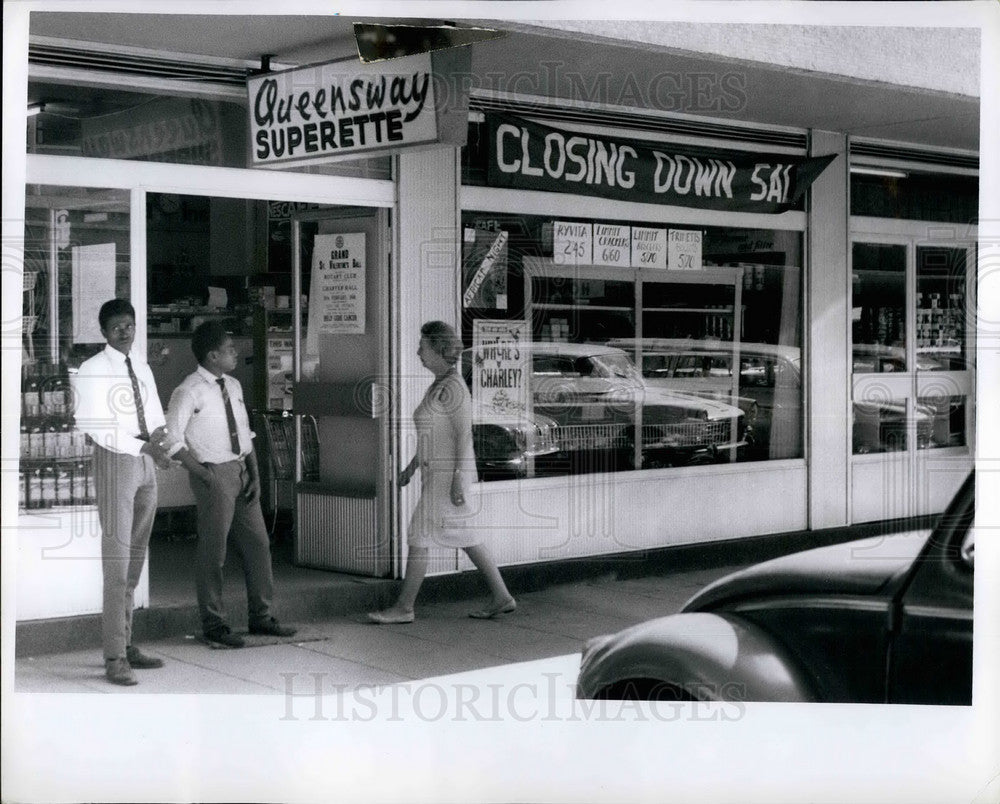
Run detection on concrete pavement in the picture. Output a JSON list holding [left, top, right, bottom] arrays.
[[14, 564, 740, 695]]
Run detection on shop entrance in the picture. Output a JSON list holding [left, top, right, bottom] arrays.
[[849, 232, 975, 521], [143, 194, 392, 609]]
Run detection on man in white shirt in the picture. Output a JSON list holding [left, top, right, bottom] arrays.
[[166, 321, 296, 648], [71, 298, 175, 686]]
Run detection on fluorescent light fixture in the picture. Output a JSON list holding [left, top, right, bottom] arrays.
[[27, 103, 45, 117], [850, 166, 908, 179]]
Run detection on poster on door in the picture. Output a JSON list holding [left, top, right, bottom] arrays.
[[306, 233, 366, 351], [471, 319, 529, 418]]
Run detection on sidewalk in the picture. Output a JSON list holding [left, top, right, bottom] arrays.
[[14, 563, 741, 694]]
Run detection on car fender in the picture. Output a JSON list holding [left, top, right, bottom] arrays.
[[576, 611, 820, 702]]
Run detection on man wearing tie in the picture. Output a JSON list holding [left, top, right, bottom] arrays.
[[166, 321, 295, 648], [72, 298, 174, 686]]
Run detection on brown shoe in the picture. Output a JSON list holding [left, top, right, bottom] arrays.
[[126, 645, 164, 669], [105, 657, 137, 686]]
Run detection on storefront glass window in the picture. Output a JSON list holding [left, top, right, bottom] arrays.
[[27, 81, 390, 178], [852, 242, 907, 372], [460, 211, 803, 480], [916, 246, 968, 371], [850, 171, 977, 223], [20, 184, 131, 511]]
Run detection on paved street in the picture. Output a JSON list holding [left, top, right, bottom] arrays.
[[15, 563, 741, 696]]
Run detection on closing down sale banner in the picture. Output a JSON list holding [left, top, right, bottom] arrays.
[[487, 114, 836, 214]]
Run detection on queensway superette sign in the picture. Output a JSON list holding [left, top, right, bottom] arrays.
[[248, 53, 439, 168], [487, 114, 836, 214]]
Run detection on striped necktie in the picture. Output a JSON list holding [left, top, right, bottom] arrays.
[[217, 378, 241, 455], [124, 355, 149, 439]]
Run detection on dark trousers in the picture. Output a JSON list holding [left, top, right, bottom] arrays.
[[189, 460, 274, 632], [93, 445, 158, 661]]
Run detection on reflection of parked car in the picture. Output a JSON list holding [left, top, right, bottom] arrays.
[[461, 343, 746, 467], [609, 338, 801, 460], [610, 338, 941, 457], [577, 472, 975, 704], [471, 403, 559, 479]]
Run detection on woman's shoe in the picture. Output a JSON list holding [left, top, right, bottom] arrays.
[[468, 598, 517, 620], [367, 609, 415, 624]]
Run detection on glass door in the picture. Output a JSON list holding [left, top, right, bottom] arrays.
[[291, 208, 392, 576], [850, 234, 975, 521]]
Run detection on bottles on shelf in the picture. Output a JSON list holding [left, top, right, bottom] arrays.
[[19, 361, 95, 512]]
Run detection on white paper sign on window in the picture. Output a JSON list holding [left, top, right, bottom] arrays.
[[553, 221, 592, 265], [593, 224, 631, 267], [668, 229, 703, 270], [307, 232, 366, 346], [471, 319, 529, 418], [72, 243, 117, 343], [631, 226, 667, 269]]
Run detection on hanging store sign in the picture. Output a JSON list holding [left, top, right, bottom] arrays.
[[487, 114, 835, 214], [248, 49, 470, 168]]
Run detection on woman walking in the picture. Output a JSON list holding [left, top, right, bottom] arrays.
[[368, 321, 516, 624]]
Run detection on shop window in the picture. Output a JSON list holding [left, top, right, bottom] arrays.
[[851, 171, 977, 223], [20, 184, 131, 511], [26, 80, 390, 179], [917, 246, 968, 371], [459, 211, 804, 479], [852, 243, 907, 372]]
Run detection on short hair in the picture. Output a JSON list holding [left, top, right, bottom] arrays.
[[191, 320, 231, 364], [420, 320, 463, 366], [98, 298, 135, 330]]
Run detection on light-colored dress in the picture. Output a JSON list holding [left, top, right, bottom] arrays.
[[407, 370, 481, 548]]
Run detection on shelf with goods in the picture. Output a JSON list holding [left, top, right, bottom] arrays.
[[19, 361, 97, 512], [147, 306, 250, 335]]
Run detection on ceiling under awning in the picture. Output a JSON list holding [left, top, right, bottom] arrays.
[[27, 13, 980, 153]]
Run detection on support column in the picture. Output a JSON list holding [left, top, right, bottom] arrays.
[[394, 147, 461, 574], [807, 130, 850, 529]]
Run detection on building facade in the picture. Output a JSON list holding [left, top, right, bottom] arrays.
[[4, 12, 979, 623]]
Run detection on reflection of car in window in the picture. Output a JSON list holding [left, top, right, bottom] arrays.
[[610, 338, 944, 459], [609, 339, 802, 460], [577, 472, 975, 704], [461, 343, 746, 468]]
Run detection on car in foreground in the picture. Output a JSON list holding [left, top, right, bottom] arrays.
[[576, 471, 975, 704]]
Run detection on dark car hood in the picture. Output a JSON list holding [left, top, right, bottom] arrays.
[[684, 529, 930, 612]]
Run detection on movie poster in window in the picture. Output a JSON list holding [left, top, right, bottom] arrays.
[[471, 319, 529, 418], [463, 228, 508, 310]]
